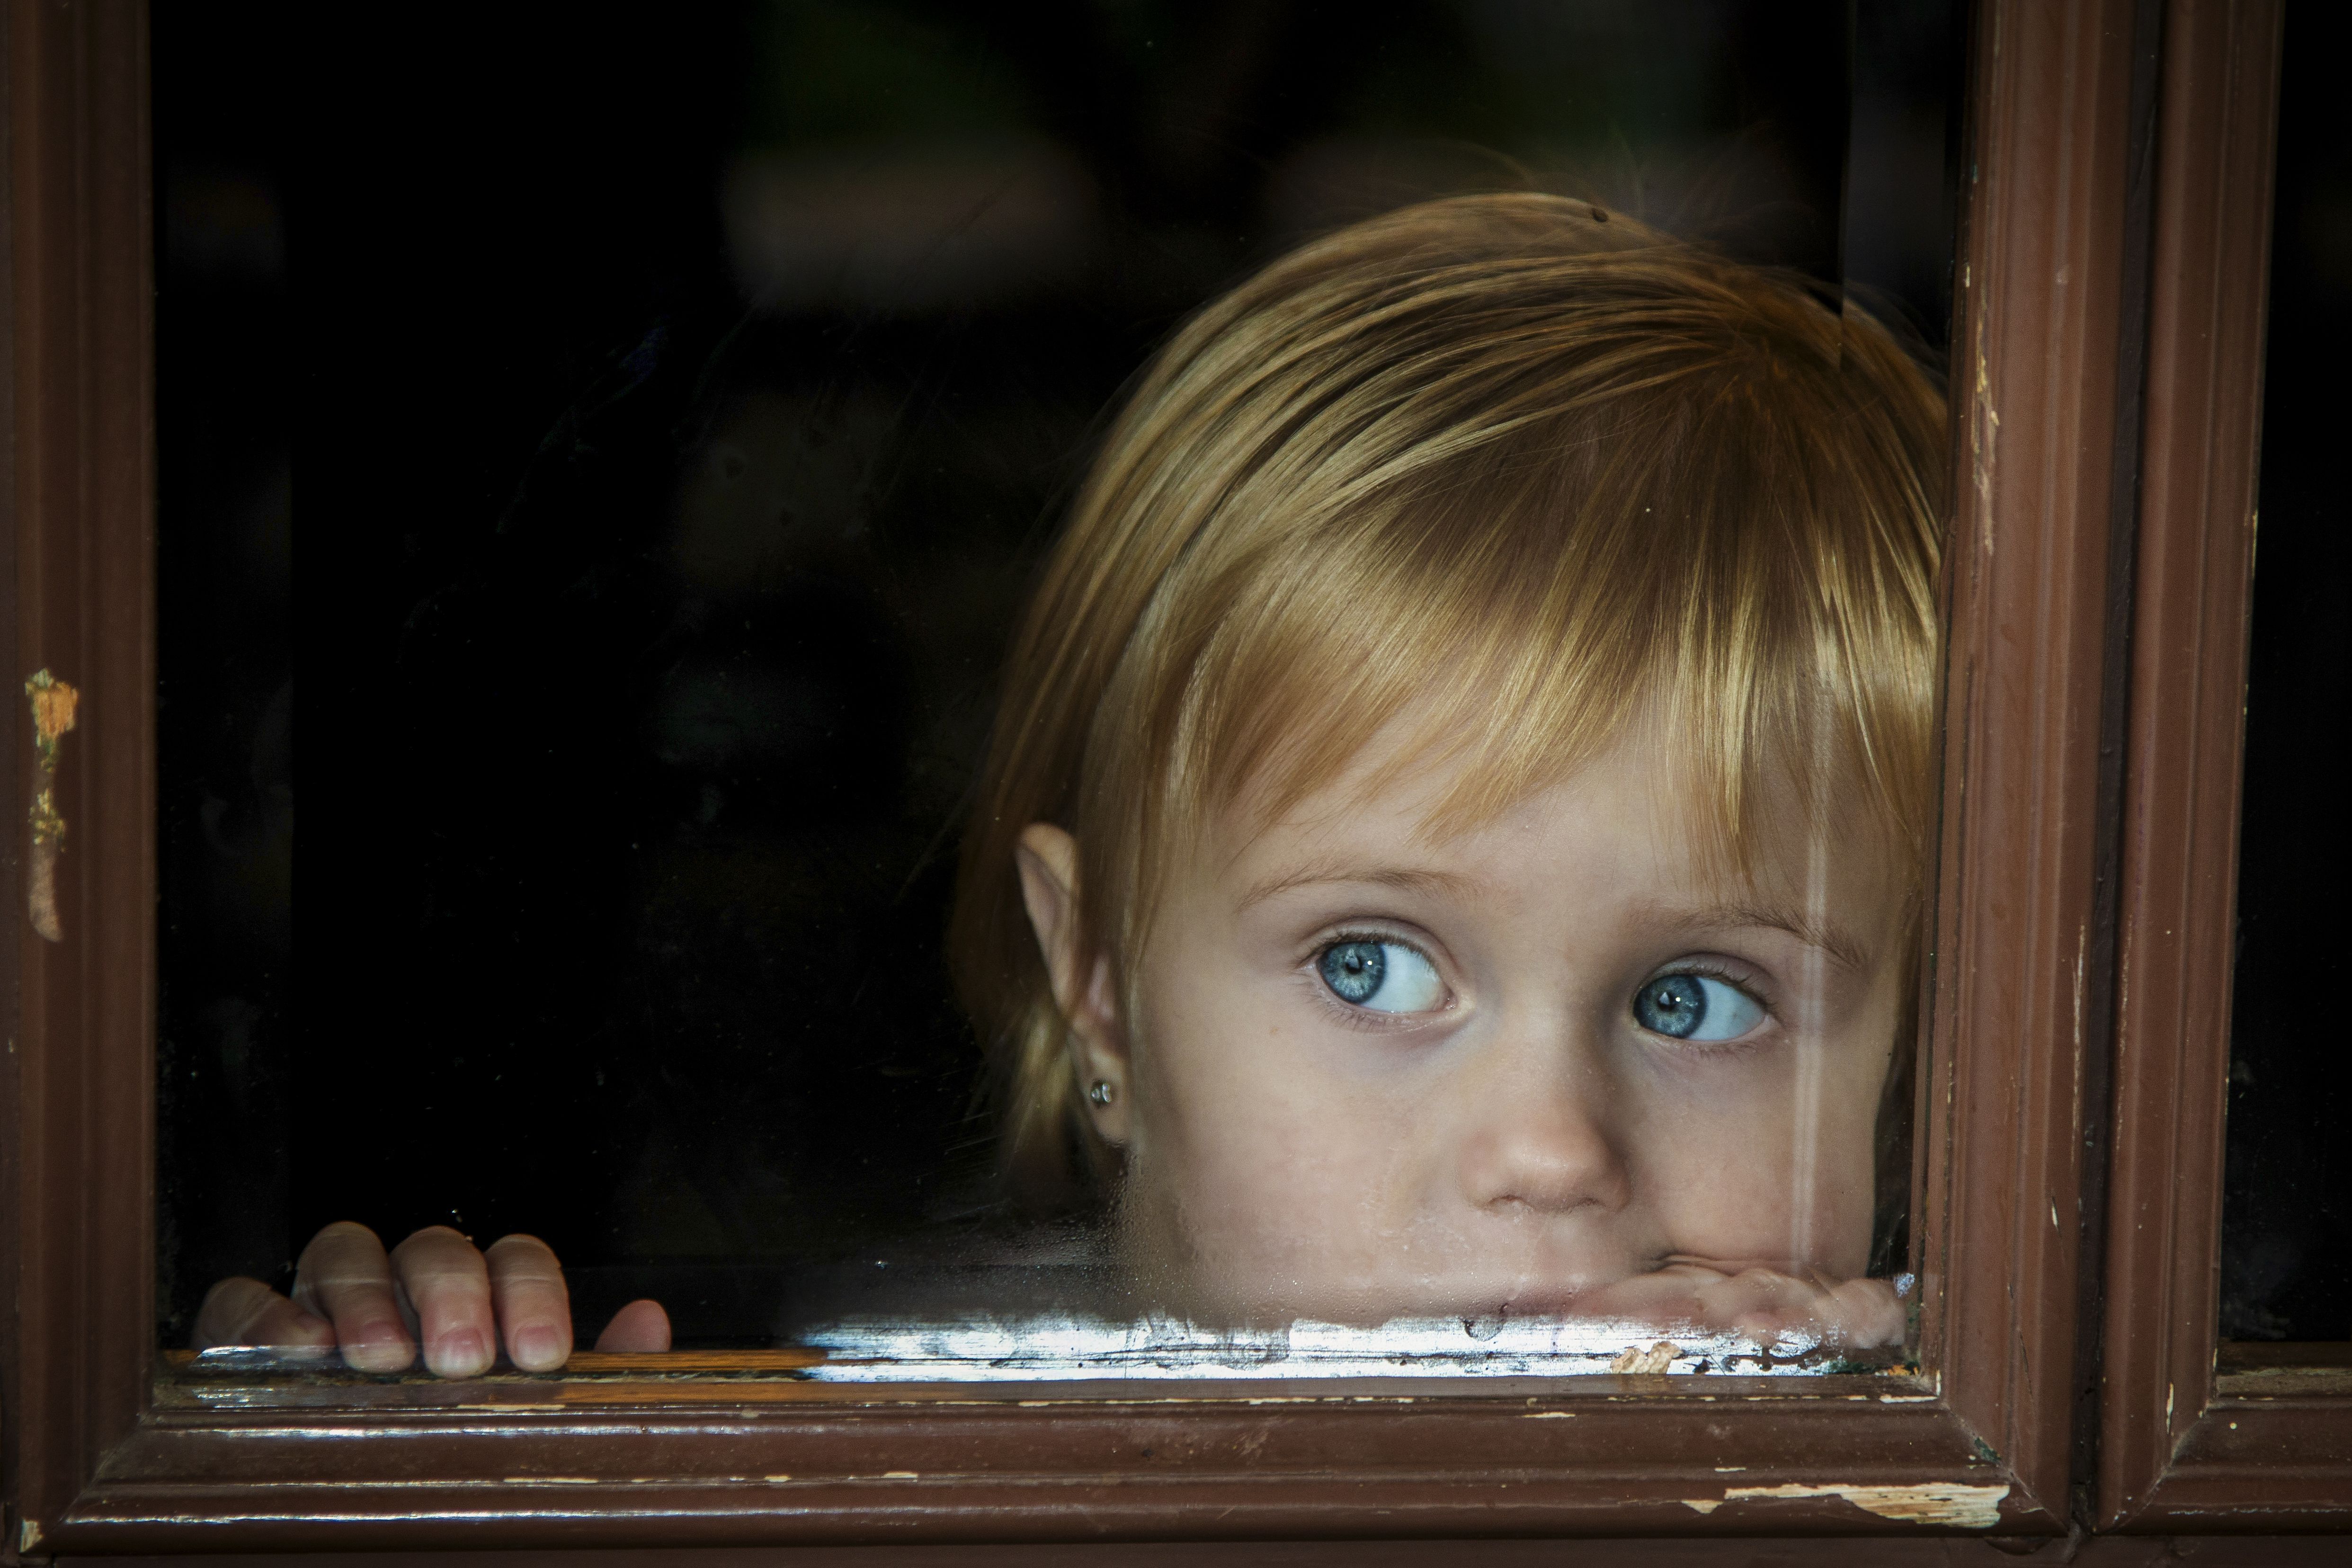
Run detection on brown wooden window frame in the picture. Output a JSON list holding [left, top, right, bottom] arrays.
[[0, 0, 2325, 1556], [2095, 0, 2350, 1531]]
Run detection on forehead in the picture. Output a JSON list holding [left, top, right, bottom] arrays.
[[1208, 709, 1904, 958]]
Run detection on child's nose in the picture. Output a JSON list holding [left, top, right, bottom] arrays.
[[1454, 1043, 1631, 1217]]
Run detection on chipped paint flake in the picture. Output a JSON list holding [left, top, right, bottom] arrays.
[[1720, 1480, 2008, 1529], [23, 668, 80, 943], [1682, 1498, 1723, 1514], [1610, 1340, 1682, 1374], [1970, 308, 1999, 535]]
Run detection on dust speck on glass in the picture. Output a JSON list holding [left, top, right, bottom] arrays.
[[157, 1, 1957, 1381]]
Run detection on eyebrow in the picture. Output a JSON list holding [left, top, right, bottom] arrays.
[[1687, 902, 1875, 974], [1236, 862, 1483, 911]]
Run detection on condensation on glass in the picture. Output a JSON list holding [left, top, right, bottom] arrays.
[[156, 1, 1958, 1386], [2218, 7, 2350, 1346]]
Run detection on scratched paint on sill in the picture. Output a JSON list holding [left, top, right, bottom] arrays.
[[1718, 1480, 2008, 1528]]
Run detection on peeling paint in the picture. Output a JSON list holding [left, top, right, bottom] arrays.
[[23, 668, 79, 942], [1719, 1480, 2008, 1529], [1610, 1340, 1681, 1374], [1681, 1498, 1723, 1514], [1521, 1411, 1575, 1419], [2072, 925, 2088, 1150], [1971, 308, 1998, 542], [19, 1518, 43, 1554]]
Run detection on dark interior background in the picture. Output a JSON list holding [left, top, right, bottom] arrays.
[[155, 0, 1959, 1347], [2219, 0, 2352, 1342]]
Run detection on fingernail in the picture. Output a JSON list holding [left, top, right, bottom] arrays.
[[341, 1325, 416, 1374], [511, 1325, 563, 1370], [429, 1327, 490, 1377]]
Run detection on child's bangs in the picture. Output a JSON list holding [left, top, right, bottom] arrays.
[[1165, 400, 1935, 898]]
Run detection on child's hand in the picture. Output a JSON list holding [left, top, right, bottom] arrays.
[[192, 1221, 671, 1376], [1582, 1258, 1907, 1350]]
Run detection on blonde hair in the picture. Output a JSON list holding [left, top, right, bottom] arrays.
[[951, 193, 1947, 1207]]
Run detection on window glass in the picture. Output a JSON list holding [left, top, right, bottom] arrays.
[[158, 1, 1957, 1382], [2220, 2, 2350, 1345]]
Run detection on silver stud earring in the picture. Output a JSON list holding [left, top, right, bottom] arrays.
[[1088, 1079, 1116, 1107]]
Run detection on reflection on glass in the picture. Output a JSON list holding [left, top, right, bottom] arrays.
[[157, 2, 1955, 1381], [2220, 4, 2351, 1344]]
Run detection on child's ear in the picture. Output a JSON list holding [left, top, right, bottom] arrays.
[[1014, 823, 1131, 1141]]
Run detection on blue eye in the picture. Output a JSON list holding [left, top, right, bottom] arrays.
[[1632, 972, 1765, 1042], [1318, 939, 1444, 1013]]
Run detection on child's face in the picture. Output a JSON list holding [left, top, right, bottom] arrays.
[[1031, 716, 1911, 1327]]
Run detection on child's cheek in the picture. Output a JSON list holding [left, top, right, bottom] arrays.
[[1636, 1061, 1881, 1275], [1125, 965, 1432, 1311]]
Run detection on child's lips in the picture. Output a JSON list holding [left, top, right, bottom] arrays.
[[1654, 1253, 1829, 1284]]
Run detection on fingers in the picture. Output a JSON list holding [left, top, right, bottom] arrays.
[[1690, 1267, 1906, 1350], [1569, 1260, 1732, 1328], [1586, 1259, 1909, 1352], [193, 1275, 332, 1351], [1691, 1266, 1824, 1344], [595, 1298, 673, 1354], [485, 1234, 573, 1372], [293, 1221, 418, 1372], [255, 1222, 660, 1377], [390, 1225, 499, 1378], [1819, 1273, 1908, 1348]]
